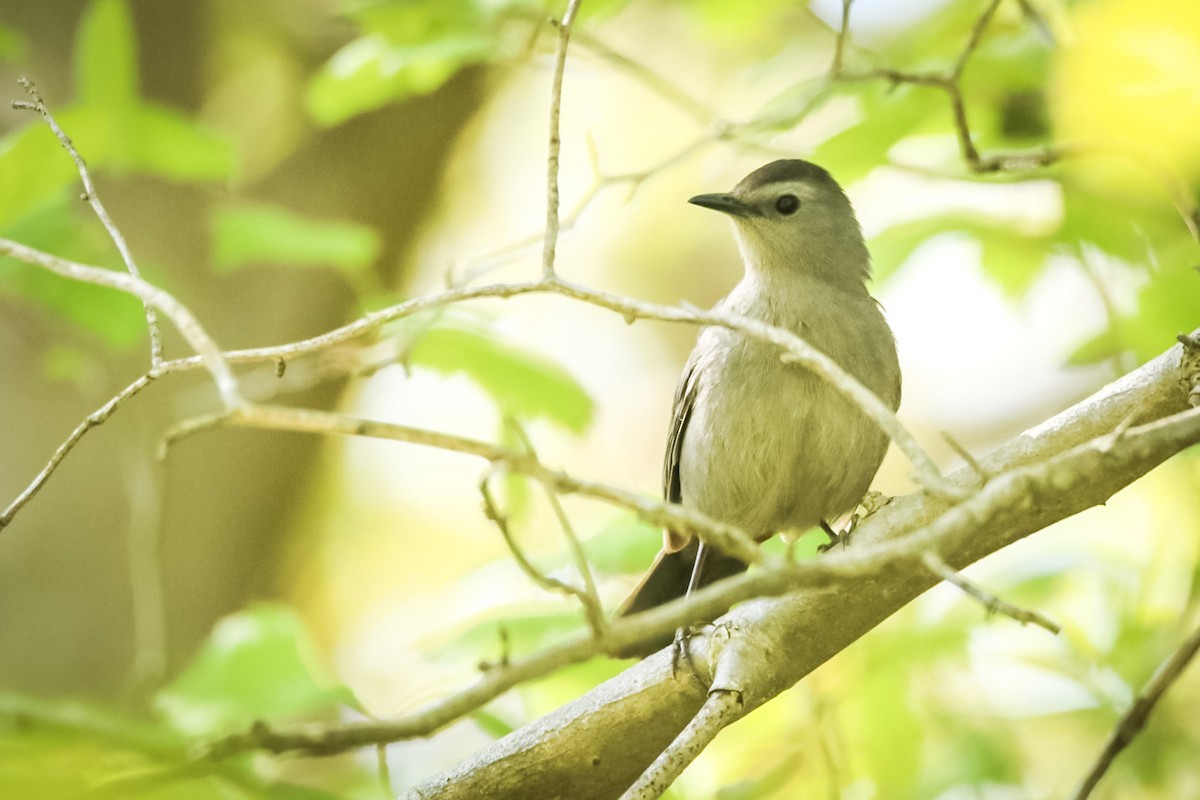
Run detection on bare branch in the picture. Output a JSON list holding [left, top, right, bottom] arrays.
[[825, 0, 1197, 244], [507, 418, 604, 633], [0, 240, 946, 535], [941, 431, 987, 486], [831, 0, 1028, 175], [0, 372, 157, 530], [1071, 619, 1200, 800], [201, 338, 1200, 762], [0, 238, 242, 410], [406, 366, 1200, 798], [571, 29, 716, 125], [156, 276, 952, 497], [621, 689, 742, 800], [542, 0, 584, 279], [479, 470, 607, 636], [921, 552, 1060, 634], [1016, 0, 1056, 45], [159, 403, 763, 566], [952, 0, 1003, 81], [830, 0, 853, 76], [15, 77, 164, 366]]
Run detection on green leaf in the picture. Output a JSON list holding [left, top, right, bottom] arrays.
[[0, 23, 28, 61], [426, 609, 584, 662], [69, 105, 234, 181], [918, 727, 1020, 796], [580, 513, 662, 575], [848, 668, 922, 794], [0, 119, 86, 225], [1058, 181, 1181, 265], [0, 195, 149, 348], [1066, 328, 1121, 367], [1122, 262, 1200, 361], [469, 708, 517, 740], [121, 106, 236, 181], [406, 313, 594, 433], [871, 211, 1052, 294], [0, 104, 232, 229], [975, 225, 1052, 297], [155, 604, 357, 737], [307, 33, 495, 127], [212, 203, 381, 274], [746, 77, 834, 133], [813, 82, 946, 184], [0, 693, 355, 799], [76, 0, 140, 109]]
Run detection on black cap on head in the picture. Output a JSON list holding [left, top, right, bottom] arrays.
[[734, 159, 839, 193]]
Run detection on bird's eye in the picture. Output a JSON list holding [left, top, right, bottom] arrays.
[[774, 194, 800, 215]]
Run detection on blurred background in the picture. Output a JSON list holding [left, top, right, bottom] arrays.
[[0, 0, 1198, 798]]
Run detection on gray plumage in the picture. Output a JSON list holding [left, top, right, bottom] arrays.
[[618, 159, 901, 634]]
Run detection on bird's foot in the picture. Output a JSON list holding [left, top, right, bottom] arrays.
[[670, 624, 708, 681], [817, 519, 848, 553]]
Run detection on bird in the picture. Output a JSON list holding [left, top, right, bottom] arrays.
[[616, 159, 902, 654]]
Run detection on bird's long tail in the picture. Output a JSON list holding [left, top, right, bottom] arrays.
[[614, 539, 750, 657]]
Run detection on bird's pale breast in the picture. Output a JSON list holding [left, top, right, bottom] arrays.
[[678, 282, 899, 538]]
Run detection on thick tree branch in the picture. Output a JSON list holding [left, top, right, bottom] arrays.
[[199, 331, 1198, 769], [403, 333, 1200, 800]]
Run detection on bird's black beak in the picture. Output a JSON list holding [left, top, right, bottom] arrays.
[[688, 193, 757, 218]]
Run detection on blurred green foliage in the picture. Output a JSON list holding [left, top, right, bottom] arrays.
[[403, 310, 595, 434], [0, 605, 377, 799], [307, 0, 632, 125], [211, 203, 381, 276], [0, 0, 1197, 798], [155, 604, 359, 738]]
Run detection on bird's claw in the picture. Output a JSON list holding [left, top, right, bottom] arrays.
[[669, 624, 707, 681]]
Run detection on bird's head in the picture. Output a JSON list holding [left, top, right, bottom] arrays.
[[689, 159, 870, 287]]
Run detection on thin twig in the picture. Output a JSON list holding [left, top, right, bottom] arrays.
[[1016, 0, 1056, 45], [621, 690, 743, 799], [922, 552, 1060, 634], [0, 241, 950, 534], [15, 77, 164, 366], [123, 450, 168, 690], [952, 0, 1003, 81], [506, 418, 604, 634], [0, 371, 159, 530], [542, 0, 584, 279], [830, 0, 1061, 177], [153, 276, 952, 497], [1071, 619, 1200, 800], [941, 431, 987, 486], [158, 403, 764, 566], [457, 133, 714, 284], [830, 0, 853, 76], [0, 238, 242, 409], [479, 472, 607, 636], [199, 402, 1200, 759], [571, 29, 716, 125]]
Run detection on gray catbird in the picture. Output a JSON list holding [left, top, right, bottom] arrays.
[[617, 160, 902, 651]]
